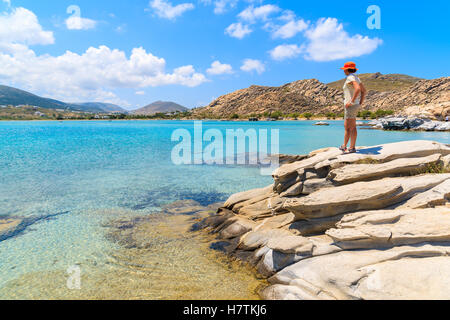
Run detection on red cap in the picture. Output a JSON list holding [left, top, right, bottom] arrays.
[[340, 62, 358, 71]]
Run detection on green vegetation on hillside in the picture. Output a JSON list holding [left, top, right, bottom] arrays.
[[190, 109, 393, 121], [0, 105, 396, 122], [357, 109, 394, 119], [0, 105, 95, 120], [0, 105, 194, 121]]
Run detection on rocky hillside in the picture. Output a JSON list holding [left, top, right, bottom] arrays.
[[328, 73, 422, 92], [194, 75, 450, 120], [198, 140, 450, 300], [366, 77, 450, 119], [194, 79, 342, 118]]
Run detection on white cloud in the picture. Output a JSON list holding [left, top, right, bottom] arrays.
[[2, 0, 11, 7], [207, 60, 233, 75], [0, 6, 206, 105], [135, 91, 146, 95], [303, 18, 383, 62], [238, 4, 280, 23], [150, 0, 194, 20], [270, 18, 308, 39], [0, 7, 54, 45], [270, 44, 302, 61], [225, 22, 252, 39], [65, 16, 97, 30], [0, 45, 207, 104], [0, 46, 207, 101], [278, 9, 295, 22], [200, 0, 238, 14], [240, 59, 265, 74]]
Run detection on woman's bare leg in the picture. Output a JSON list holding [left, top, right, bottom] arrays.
[[349, 119, 358, 149], [343, 119, 351, 149]]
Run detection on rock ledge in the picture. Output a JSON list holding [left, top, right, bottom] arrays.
[[198, 140, 450, 300]]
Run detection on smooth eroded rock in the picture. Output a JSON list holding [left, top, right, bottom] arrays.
[[237, 195, 287, 220], [328, 154, 442, 185], [284, 174, 450, 220], [266, 236, 313, 254], [280, 181, 304, 197], [224, 185, 274, 209], [285, 214, 344, 236], [301, 178, 333, 195], [268, 244, 450, 300], [397, 179, 450, 209], [238, 229, 292, 251], [326, 207, 450, 249], [218, 217, 257, 239], [273, 148, 342, 181], [314, 140, 450, 171]]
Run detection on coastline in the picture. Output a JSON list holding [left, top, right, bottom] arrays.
[[193, 140, 450, 300], [2, 118, 448, 133]]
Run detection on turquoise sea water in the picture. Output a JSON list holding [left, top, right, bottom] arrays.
[[0, 120, 448, 299]]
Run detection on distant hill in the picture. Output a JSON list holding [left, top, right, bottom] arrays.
[[0, 85, 71, 110], [328, 73, 423, 92], [71, 102, 127, 113], [0, 85, 125, 113], [133, 101, 188, 115]]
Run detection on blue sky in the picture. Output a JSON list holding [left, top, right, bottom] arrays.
[[0, 0, 449, 110]]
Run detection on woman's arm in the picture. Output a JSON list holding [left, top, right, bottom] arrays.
[[359, 83, 367, 105]]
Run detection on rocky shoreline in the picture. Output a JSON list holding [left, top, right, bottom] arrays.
[[367, 117, 450, 131], [196, 140, 450, 300]]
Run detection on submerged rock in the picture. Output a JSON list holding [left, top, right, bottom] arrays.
[[0, 218, 22, 242], [0, 212, 70, 243]]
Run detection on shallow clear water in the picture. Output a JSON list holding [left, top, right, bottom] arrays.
[[0, 120, 448, 299]]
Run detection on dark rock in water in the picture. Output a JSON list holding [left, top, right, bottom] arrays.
[[130, 190, 228, 210], [162, 200, 206, 215], [380, 117, 411, 130], [210, 241, 233, 253], [0, 211, 70, 243], [190, 222, 204, 232]]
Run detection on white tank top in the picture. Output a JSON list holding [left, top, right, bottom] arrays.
[[343, 74, 361, 105]]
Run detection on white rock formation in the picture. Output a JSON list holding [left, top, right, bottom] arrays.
[[199, 140, 450, 300]]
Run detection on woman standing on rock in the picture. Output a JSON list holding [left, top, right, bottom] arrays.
[[339, 62, 367, 153]]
